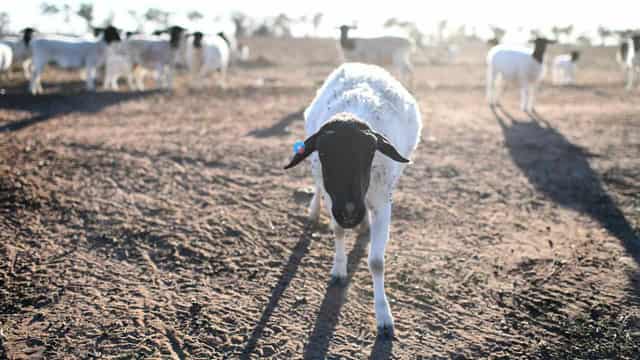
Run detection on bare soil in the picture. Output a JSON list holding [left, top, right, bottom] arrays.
[[1, 39, 639, 359]]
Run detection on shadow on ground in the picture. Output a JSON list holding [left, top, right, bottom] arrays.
[[0, 83, 159, 132], [492, 104, 639, 275], [247, 107, 305, 138]]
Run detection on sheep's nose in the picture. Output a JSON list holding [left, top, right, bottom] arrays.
[[345, 202, 355, 215]]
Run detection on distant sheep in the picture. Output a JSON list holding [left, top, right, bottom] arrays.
[[337, 25, 414, 89], [284, 63, 421, 337], [0, 43, 13, 80], [125, 26, 188, 90], [552, 51, 580, 86], [486, 37, 556, 112], [622, 35, 640, 90], [186, 32, 230, 87], [0, 28, 35, 79], [29, 26, 121, 94]]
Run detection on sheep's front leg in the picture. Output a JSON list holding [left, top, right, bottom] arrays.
[[527, 84, 537, 113], [520, 85, 529, 112], [85, 66, 96, 91], [330, 219, 347, 283], [369, 202, 394, 337], [309, 188, 321, 223]]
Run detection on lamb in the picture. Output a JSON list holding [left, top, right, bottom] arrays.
[[552, 51, 580, 85], [124, 26, 188, 90], [186, 32, 230, 87], [0, 28, 35, 79], [337, 25, 414, 89], [29, 26, 121, 94], [283, 63, 422, 337], [0, 43, 13, 80], [622, 34, 640, 90], [486, 37, 556, 112]]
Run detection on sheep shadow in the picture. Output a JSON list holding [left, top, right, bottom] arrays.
[[247, 107, 306, 138], [0, 87, 159, 133], [492, 105, 639, 265], [240, 222, 315, 359], [302, 231, 373, 359]]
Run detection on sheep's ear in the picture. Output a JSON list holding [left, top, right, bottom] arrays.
[[283, 132, 319, 169], [373, 132, 409, 163]]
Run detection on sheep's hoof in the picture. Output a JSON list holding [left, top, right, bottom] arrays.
[[376, 324, 395, 339], [329, 275, 346, 287]]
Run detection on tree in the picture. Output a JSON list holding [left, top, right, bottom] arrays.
[[41, 2, 60, 16], [489, 25, 506, 42], [77, 3, 94, 30], [231, 12, 248, 37], [145, 8, 170, 29], [551, 26, 561, 42], [273, 13, 292, 37], [597, 25, 611, 46], [576, 34, 592, 47], [0, 12, 9, 36], [312, 12, 323, 35], [187, 10, 203, 22]]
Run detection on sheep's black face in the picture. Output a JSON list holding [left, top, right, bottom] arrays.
[[217, 32, 231, 47], [632, 36, 640, 52], [571, 51, 580, 62], [193, 32, 204, 48], [338, 25, 355, 50], [103, 26, 121, 44], [284, 114, 410, 229], [530, 38, 556, 63], [22, 28, 35, 45], [169, 26, 186, 49], [316, 121, 376, 228]]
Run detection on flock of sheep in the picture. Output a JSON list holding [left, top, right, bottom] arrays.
[[1, 23, 639, 338], [0, 25, 248, 94]]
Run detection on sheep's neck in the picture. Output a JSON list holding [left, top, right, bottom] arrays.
[[531, 46, 546, 64], [340, 34, 355, 50]]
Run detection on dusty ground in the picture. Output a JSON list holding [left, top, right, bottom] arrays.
[[1, 38, 639, 359]]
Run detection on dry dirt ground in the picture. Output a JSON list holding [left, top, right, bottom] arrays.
[[1, 38, 639, 359]]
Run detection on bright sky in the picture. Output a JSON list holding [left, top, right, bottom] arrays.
[[4, 0, 639, 42]]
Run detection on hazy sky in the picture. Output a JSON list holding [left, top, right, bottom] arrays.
[[5, 0, 639, 41]]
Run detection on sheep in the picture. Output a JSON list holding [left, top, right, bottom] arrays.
[[124, 26, 188, 90], [337, 25, 414, 89], [29, 26, 121, 94], [283, 62, 422, 337], [186, 32, 230, 87], [486, 37, 556, 112], [0, 43, 13, 81], [0, 28, 35, 79], [622, 34, 640, 90], [216, 31, 249, 65], [552, 51, 580, 86]]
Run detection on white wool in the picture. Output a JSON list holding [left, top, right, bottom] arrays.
[[486, 44, 546, 112], [552, 54, 576, 86], [0, 43, 13, 74], [29, 35, 113, 94], [186, 34, 230, 87], [303, 63, 421, 333]]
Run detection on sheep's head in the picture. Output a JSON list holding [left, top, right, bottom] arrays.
[[102, 26, 121, 44], [21, 28, 35, 45], [338, 25, 357, 50], [632, 35, 640, 51], [193, 32, 204, 48], [529, 37, 556, 63], [168, 26, 187, 49], [284, 113, 409, 228], [570, 51, 580, 62]]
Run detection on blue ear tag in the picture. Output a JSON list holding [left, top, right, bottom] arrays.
[[293, 140, 305, 155]]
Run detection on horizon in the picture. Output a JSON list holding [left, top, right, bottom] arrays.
[[3, 0, 639, 44]]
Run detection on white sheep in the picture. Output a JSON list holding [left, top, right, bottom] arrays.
[[186, 32, 230, 87], [622, 35, 640, 90], [0, 28, 35, 79], [337, 25, 414, 89], [124, 26, 188, 90], [552, 51, 580, 86], [29, 26, 121, 94], [486, 37, 556, 112], [102, 42, 139, 91], [0, 43, 13, 80], [284, 62, 422, 337]]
